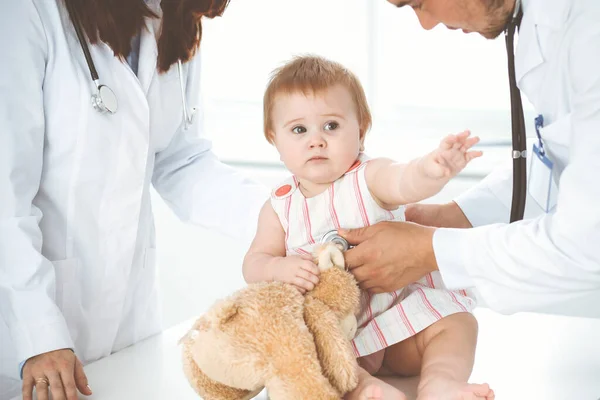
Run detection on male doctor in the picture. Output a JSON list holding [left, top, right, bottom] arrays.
[[342, 0, 600, 318]]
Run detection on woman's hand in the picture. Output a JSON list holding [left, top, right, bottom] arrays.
[[270, 255, 320, 294], [22, 348, 92, 400]]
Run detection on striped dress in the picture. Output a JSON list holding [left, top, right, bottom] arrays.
[[270, 155, 476, 357]]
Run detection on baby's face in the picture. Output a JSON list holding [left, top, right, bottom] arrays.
[[271, 84, 363, 189]]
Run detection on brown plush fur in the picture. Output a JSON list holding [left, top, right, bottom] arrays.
[[180, 244, 361, 399]]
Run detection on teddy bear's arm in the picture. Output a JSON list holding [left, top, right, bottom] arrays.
[[304, 296, 359, 395]]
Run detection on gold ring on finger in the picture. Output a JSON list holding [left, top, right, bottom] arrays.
[[34, 377, 50, 386]]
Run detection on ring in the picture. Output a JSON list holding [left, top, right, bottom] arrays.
[[34, 377, 49, 386]]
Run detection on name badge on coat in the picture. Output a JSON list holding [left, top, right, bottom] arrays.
[[528, 115, 558, 212]]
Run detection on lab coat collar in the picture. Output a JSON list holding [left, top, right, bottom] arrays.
[[137, 13, 159, 95], [515, 0, 572, 85]]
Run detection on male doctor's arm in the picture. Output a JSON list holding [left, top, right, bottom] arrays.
[[0, 1, 89, 395], [151, 54, 269, 248], [343, 23, 600, 318]]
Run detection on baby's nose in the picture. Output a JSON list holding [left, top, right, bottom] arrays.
[[309, 133, 326, 148]]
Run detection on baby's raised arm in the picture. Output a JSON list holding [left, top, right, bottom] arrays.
[[242, 200, 320, 293], [366, 130, 482, 207]]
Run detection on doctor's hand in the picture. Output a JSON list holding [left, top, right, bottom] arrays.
[[339, 221, 438, 293], [22, 348, 92, 400], [404, 201, 472, 228]]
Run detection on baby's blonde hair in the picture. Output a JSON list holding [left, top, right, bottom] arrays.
[[263, 55, 372, 144]]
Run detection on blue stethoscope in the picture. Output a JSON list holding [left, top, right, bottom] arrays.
[[69, 5, 197, 130]]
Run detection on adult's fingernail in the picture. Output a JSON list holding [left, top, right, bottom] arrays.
[[87, 384, 93, 393]]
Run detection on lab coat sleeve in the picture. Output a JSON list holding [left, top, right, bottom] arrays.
[[0, 0, 74, 370], [433, 20, 600, 317], [152, 131, 268, 247], [151, 62, 269, 249], [152, 52, 269, 248], [453, 162, 513, 227], [440, 154, 541, 289]]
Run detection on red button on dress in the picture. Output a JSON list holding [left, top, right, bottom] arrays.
[[275, 184, 292, 196]]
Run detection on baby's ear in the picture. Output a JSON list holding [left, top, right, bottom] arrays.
[[267, 130, 277, 146]]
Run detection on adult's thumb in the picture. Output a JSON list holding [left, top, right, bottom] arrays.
[[338, 226, 369, 245], [74, 358, 92, 395]]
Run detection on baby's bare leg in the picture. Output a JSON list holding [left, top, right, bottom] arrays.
[[343, 366, 407, 400], [382, 313, 494, 400], [417, 313, 493, 400]]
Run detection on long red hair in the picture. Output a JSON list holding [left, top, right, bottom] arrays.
[[63, 0, 230, 73]]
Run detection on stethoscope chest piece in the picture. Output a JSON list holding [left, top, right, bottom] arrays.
[[92, 84, 118, 114]]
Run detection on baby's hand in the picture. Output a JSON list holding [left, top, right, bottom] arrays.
[[271, 255, 320, 294], [424, 130, 482, 179]]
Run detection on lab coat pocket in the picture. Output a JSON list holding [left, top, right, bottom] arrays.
[[53, 258, 82, 330]]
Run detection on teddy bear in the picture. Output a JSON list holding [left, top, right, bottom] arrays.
[[179, 243, 361, 400]]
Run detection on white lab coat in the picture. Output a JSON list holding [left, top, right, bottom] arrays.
[[434, 0, 600, 317], [0, 0, 267, 397]]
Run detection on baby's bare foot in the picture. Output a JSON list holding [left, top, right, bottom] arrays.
[[345, 368, 406, 400], [418, 376, 494, 400]]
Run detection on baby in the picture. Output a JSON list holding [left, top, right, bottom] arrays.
[[242, 55, 494, 400]]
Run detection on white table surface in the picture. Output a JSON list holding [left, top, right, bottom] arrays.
[[12, 309, 600, 400]]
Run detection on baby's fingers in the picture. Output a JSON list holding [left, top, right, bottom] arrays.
[[440, 134, 457, 149], [461, 135, 480, 150], [301, 261, 320, 276], [293, 285, 307, 294], [299, 254, 314, 261], [456, 130, 471, 140], [466, 150, 483, 162], [293, 276, 316, 292], [297, 268, 319, 285]]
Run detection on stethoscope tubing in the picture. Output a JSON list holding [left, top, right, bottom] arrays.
[[65, 0, 99, 83], [505, 5, 527, 223]]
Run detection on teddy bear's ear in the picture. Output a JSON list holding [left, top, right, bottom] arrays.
[[208, 298, 240, 328], [314, 243, 345, 271]]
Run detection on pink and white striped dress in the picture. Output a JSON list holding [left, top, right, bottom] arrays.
[[270, 155, 476, 357]]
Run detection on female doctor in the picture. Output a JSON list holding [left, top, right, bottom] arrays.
[[0, 1, 267, 399], [342, 0, 600, 319]]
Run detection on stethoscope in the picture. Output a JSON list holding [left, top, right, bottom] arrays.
[[505, 0, 527, 223], [68, 4, 197, 130]]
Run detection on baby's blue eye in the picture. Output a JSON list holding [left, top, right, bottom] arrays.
[[292, 126, 307, 134], [324, 121, 339, 131]]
